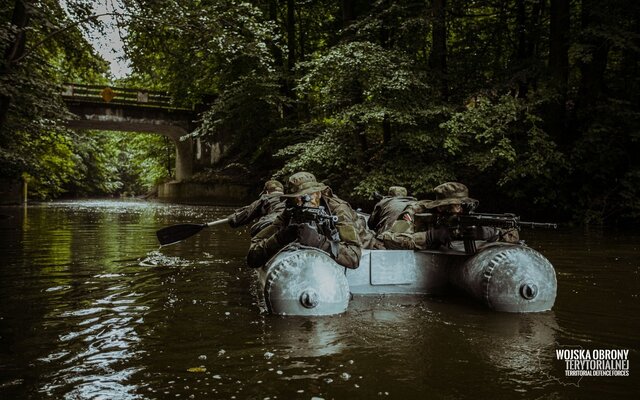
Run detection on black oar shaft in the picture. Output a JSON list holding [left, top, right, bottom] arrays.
[[206, 219, 229, 227], [156, 218, 229, 246]]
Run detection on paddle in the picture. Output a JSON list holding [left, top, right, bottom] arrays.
[[156, 218, 229, 246]]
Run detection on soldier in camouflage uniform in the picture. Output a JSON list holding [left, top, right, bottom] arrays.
[[379, 182, 519, 250], [246, 172, 362, 269], [367, 186, 417, 234], [227, 180, 286, 237]]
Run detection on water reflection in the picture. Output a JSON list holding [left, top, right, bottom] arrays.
[[265, 317, 347, 358], [39, 273, 146, 399], [467, 312, 560, 385]]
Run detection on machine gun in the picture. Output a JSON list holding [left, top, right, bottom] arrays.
[[415, 212, 557, 254]]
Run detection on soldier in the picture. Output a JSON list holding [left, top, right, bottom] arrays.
[[367, 186, 417, 234], [379, 182, 519, 250], [246, 172, 362, 269], [227, 180, 286, 237]]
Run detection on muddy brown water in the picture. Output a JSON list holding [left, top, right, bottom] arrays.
[[0, 200, 638, 399]]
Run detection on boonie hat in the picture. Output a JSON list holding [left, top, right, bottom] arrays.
[[388, 186, 408, 197], [261, 180, 284, 194], [424, 182, 478, 208], [282, 172, 327, 198]]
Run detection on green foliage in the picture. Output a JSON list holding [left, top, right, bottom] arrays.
[[116, 132, 173, 192], [26, 133, 78, 200], [61, 131, 174, 198], [440, 93, 566, 185], [271, 0, 639, 223], [1, 0, 109, 196], [122, 0, 283, 152], [565, 100, 640, 224], [277, 40, 439, 200], [64, 131, 122, 196], [1, 0, 638, 225]]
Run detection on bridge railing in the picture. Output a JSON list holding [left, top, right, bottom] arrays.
[[61, 83, 191, 110]]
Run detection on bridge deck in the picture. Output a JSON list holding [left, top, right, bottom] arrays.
[[61, 83, 192, 111]]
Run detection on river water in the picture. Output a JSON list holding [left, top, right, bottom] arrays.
[[0, 200, 638, 399]]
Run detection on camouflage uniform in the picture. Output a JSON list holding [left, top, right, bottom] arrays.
[[379, 182, 519, 250], [355, 213, 385, 249], [228, 180, 286, 237], [322, 187, 383, 250], [367, 186, 417, 234], [246, 172, 362, 269]]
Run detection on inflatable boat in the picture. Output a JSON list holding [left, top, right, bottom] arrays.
[[257, 241, 557, 316]]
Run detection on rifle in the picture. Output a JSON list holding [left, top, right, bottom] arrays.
[[284, 194, 340, 242], [287, 204, 339, 225], [415, 212, 557, 254]]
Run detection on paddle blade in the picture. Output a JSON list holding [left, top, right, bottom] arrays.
[[156, 223, 207, 246]]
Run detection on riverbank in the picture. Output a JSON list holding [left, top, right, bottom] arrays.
[[0, 178, 23, 205], [157, 180, 256, 205]]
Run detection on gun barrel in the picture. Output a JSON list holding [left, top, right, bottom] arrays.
[[519, 221, 558, 229], [456, 214, 519, 228]]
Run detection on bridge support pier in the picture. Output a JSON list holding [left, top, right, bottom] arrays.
[[165, 128, 193, 181]]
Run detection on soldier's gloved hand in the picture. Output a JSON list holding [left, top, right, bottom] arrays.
[[297, 223, 332, 253], [499, 228, 520, 243], [280, 207, 292, 224], [275, 223, 298, 245], [469, 226, 499, 241], [425, 227, 450, 246]]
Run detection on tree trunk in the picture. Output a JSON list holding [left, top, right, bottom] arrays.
[[342, 0, 355, 28], [0, 0, 29, 130], [547, 0, 571, 145], [353, 81, 368, 155], [286, 0, 296, 71], [549, 0, 570, 94], [429, 0, 448, 99], [577, 0, 609, 107], [283, 0, 296, 120], [268, 0, 288, 121], [382, 114, 391, 146], [380, 0, 391, 144], [380, 0, 391, 48], [514, 0, 528, 97], [527, 0, 545, 92], [341, 0, 367, 154], [268, 0, 283, 68], [297, 7, 305, 61], [296, 6, 310, 120]]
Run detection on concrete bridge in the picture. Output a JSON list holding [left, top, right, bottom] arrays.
[[62, 84, 198, 181]]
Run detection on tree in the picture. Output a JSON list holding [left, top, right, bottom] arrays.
[[121, 0, 283, 155], [1, 0, 109, 198]]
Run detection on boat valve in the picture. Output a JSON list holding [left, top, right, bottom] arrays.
[[300, 290, 319, 309], [520, 283, 538, 300]]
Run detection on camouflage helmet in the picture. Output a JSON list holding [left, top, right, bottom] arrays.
[[281, 172, 327, 198], [424, 182, 478, 208], [388, 186, 408, 197], [260, 179, 284, 194]]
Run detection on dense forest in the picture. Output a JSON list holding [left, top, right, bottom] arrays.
[[1, 0, 639, 224]]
